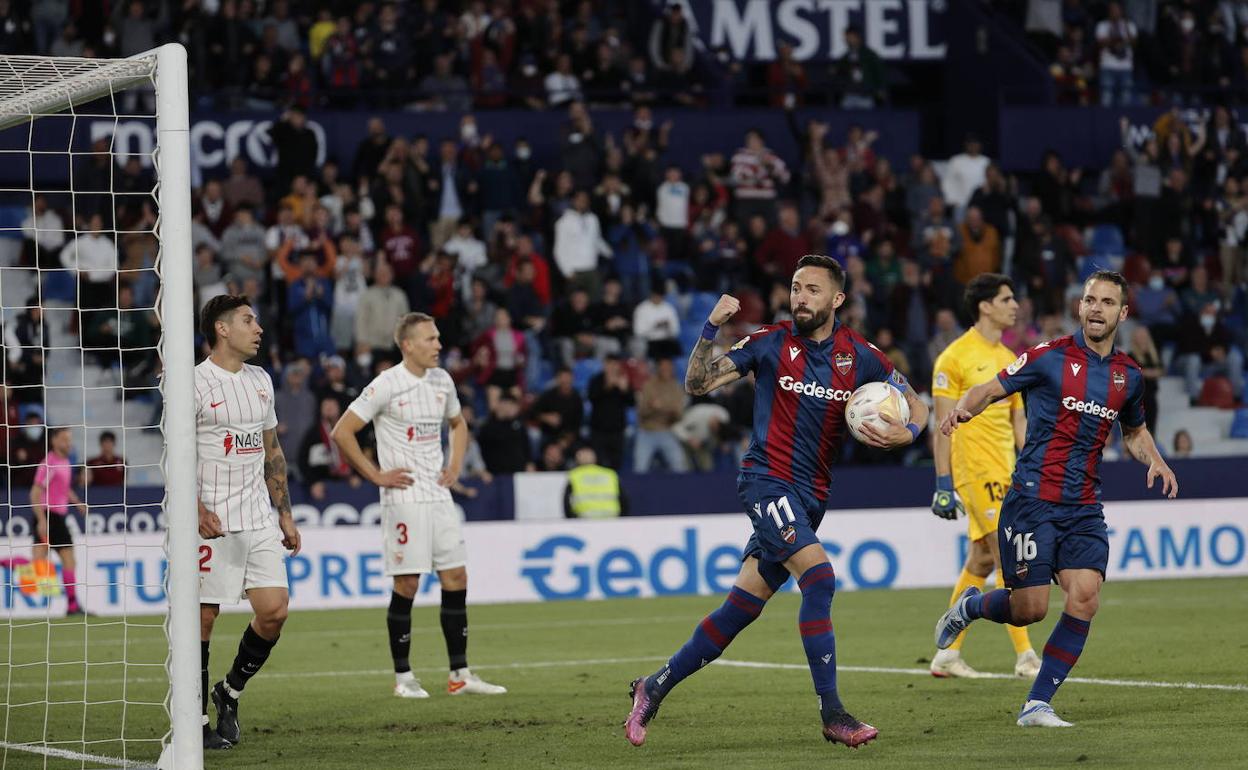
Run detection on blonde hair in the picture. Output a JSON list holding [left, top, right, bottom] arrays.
[[393, 312, 435, 346]]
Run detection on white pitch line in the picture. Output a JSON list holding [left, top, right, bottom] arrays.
[[3, 654, 1246, 694], [0, 741, 155, 768], [714, 659, 1248, 693]]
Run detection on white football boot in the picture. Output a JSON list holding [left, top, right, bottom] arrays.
[[929, 649, 986, 678], [1017, 700, 1073, 727], [394, 672, 430, 699], [448, 667, 507, 695], [1014, 649, 1042, 678]]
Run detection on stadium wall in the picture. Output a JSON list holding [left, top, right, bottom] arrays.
[[3, 498, 1245, 617]]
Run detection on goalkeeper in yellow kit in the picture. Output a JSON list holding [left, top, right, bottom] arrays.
[[929, 274, 1041, 679]]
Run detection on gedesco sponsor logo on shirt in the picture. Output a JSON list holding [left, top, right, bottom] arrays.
[[1061, 396, 1118, 421], [777, 376, 853, 401]]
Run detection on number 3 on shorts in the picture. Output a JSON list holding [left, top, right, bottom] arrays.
[[1012, 531, 1037, 561], [396, 522, 408, 545]]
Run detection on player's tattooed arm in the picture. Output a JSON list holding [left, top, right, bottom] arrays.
[[1121, 422, 1178, 498], [684, 337, 743, 395], [262, 429, 293, 517], [264, 428, 302, 554]]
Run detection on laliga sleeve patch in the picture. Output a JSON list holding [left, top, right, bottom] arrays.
[[361, 386, 376, 402], [934, 371, 949, 389], [730, 335, 751, 351], [888, 369, 908, 392], [1006, 352, 1028, 376]]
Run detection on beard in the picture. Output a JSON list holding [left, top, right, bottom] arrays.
[[793, 305, 832, 335], [1083, 315, 1118, 342]]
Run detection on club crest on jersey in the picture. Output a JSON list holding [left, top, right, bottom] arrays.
[[224, 430, 263, 456], [781, 526, 797, 544], [1006, 352, 1028, 375], [257, 389, 269, 401], [436, 392, 446, 403], [834, 352, 854, 375], [1113, 370, 1126, 391]]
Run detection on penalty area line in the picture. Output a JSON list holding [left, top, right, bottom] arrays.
[[0, 741, 155, 768], [714, 659, 1248, 693]]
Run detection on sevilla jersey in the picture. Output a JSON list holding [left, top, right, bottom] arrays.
[[996, 330, 1145, 505], [195, 358, 279, 532], [348, 364, 462, 505], [725, 319, 907, 501]]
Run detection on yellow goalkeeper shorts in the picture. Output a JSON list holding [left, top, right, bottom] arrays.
[[957, 477, 1011, 543]]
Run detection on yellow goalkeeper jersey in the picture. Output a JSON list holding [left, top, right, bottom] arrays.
[[931, 328, 1022, 484]]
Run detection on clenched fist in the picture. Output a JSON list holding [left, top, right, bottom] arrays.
[[709, 294, 741, 326]]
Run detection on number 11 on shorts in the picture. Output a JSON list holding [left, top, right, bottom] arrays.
[[1012, 531, 1037, 561], [766, 496, 795, 528]]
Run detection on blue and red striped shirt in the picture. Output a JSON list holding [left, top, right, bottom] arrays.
[[996, 330, 1146, 505], [725, 320, 905, 501]]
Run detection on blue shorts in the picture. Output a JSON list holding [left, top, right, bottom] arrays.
[[998, 489, 1109, 589], [737, 473, 825, 592]]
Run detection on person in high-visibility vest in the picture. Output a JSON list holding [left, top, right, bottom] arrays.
[[564, 446, 629, 518]]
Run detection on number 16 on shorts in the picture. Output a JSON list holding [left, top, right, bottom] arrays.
[[1012, 531, 1038, 561]]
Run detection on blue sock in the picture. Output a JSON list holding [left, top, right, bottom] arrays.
[[796, 563, 844, 718], [647, 586, 766, 699], [965, 588, 1013, 623], [1028, 613, 1090, 703]]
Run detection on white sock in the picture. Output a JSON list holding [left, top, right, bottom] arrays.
[[224, 683, 242, 700]]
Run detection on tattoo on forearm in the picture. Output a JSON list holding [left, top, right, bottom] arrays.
[[685, 338, 735, 394], [264, 436, 293, 516]]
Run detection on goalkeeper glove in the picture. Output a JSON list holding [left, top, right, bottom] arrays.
[[931, 475, 964, 520]]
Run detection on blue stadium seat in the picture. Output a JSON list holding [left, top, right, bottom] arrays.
[[0, 205, 27, 239], [41, 270, 76, 303], [1089, 224, 1125, 258], [571, 357, 602, 393]]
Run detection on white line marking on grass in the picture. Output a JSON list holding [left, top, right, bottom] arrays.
[[0, 741, 155, 768], [714, 659, 1248, 693], [6, 655, 1245, 695]]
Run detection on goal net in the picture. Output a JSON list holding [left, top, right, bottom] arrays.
[[0, 47, 199, 769]]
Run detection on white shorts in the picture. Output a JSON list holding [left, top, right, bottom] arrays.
[[198, 527, 288, 605], [383, 501, 466, 576]]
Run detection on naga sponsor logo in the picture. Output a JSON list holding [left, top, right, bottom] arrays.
[[777, 375, 852, 401], [223, 430, 264, 456], [1062, 396, 1118, 421]]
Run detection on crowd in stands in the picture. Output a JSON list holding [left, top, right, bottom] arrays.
[[1011, 0, 1248, 106], [0, 0, 889, 110]]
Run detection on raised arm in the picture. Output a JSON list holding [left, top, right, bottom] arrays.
[[685, 294, 745, 396], [1121, 422, 1178, 498], [940, 377, 1009, 435], [263, 428, 301, 555]]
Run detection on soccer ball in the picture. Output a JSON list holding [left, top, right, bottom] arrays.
[[845, 381, 910, 444]]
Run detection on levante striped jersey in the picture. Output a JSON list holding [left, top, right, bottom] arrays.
[[724, 319, 907, 500], [996, 329, 1146, 505]]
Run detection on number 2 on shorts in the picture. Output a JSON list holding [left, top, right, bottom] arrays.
[[198, 545, 212, 573]]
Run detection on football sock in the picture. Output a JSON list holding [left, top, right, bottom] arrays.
[[1001, 566, 1034, 653], [965, 588, 1013, 624], [387, 591, 414, 674], [646, 586, 765, 700], [440, 589, 468, 671], [62, 568, 79, 611], [796, 564, 843, 715], [224, 623, 277, 696], [946, 569, 987, 651], [1028, 613, 1090, 703], [201, 641, 210, 719]]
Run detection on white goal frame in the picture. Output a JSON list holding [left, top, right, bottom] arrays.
[[0, 44, 200, 770]]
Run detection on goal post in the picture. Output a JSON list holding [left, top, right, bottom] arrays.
[[0, 44, 200, 770]]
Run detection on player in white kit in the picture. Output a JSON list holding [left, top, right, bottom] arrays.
[[332, 312, 506, 698], [196, 295, 302, 750]]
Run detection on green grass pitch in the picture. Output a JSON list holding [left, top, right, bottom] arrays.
[[2, 577, 1246, 769]]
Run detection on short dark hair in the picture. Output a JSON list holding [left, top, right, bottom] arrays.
[[795, 254, 846, 291], [47, 426, 70, 440], [964, 273, 1015, 322], [99, 430, 116, 444], [199, 294, 252, 347], [1085, 269, 1129, 303]]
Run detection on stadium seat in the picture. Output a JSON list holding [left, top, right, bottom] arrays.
[[40, 270, 76, 303], [1230, 408, 1248, 439], [1197, 376, 1237, 409], [1088, 224, 1125, 258], [571, 357, 602, 393]]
